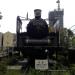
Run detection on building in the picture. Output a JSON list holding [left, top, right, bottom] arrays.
[[49, 9, 64, 28], [48, 9, 64, 45], [3, 32, 16, 48]]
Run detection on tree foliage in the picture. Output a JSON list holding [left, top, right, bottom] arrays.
[[68, 29, 74, 37], [0, 12, 2, 19]]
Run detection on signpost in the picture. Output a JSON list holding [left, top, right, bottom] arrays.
[[35, 59, 48, 70]]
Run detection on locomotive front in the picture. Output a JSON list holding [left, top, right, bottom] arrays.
[[16, 9, 58, 59]]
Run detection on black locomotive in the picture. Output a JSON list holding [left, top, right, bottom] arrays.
[[15, 9, 65, 69], [16, 9, 59, 59]]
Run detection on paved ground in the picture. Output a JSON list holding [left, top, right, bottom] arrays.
[[7, 66, 22, 70]]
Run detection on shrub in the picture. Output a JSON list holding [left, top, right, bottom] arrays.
[[0, 61, 7, 75]]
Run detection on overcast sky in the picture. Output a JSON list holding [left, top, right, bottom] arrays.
[[0, 0, 75, 33]]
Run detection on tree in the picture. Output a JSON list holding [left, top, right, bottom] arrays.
[[60, 28, 74, 47], [72, 37, 75, 47], [68, 29, 74, 37], [64, 28, 74, 47], [0, 12, 2, 19]]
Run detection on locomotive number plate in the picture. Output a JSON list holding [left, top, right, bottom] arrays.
[[35, 59, 48, 70]]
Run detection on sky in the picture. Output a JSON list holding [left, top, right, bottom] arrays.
[[0, 0, 75, 33]]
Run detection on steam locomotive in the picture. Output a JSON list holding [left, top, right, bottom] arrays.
[[15, 9, 65, 69]]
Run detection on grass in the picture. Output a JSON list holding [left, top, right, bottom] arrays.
[[0, 57, 75, 75], [6, 70, 22, 75], [3, 68, 75, 75]]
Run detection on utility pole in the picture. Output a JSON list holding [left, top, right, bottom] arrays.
[[56, 0, 61, 46], [0, 12, 3, 52], [56, 0, 61, 69]]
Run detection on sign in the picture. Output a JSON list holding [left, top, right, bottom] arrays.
[[35, 59, 48, 70]]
